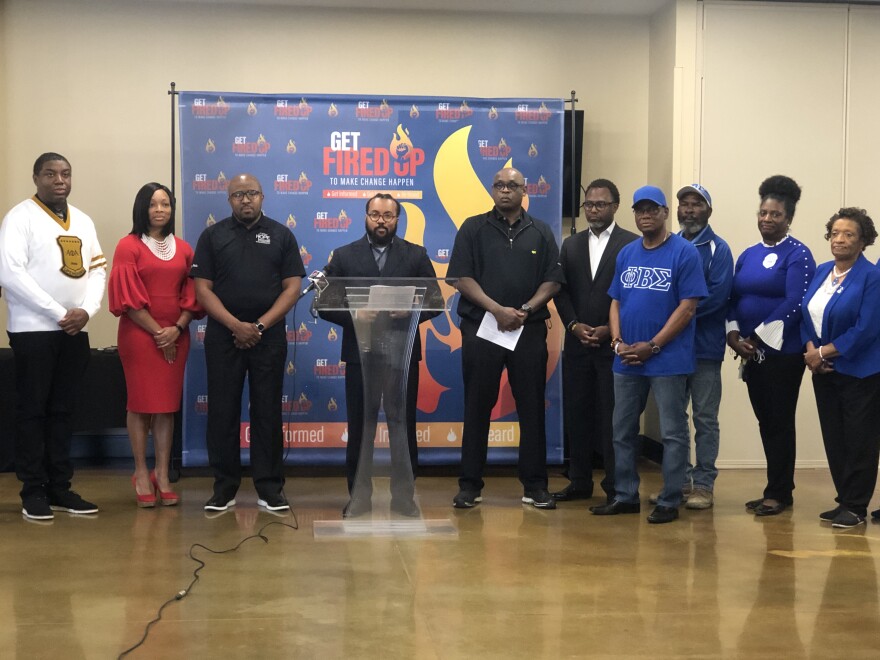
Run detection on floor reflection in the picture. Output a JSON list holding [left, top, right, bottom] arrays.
[[0, 468, 879, 658]]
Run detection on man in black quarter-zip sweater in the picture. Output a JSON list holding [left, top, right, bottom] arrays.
[[447, 167, 563, 510]]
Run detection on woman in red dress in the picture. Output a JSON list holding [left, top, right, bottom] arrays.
[[109, 183, 203, 506]]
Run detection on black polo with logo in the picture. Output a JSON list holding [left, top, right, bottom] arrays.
[[191, 214, 305, 343]]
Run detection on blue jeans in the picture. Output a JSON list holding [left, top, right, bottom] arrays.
[[686, 359, 722, 491], [612, 373, 691, 508]]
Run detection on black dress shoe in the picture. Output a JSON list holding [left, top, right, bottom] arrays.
[[872, 508, 880, 520], [647, 505, 679, 524], [745, 498, 764, 511], [550, 484, 593, 501], [754, 502, 787, 516], [590, 500, 640, 515]]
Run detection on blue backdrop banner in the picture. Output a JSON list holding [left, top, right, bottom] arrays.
[[177, 92, 564, 467]]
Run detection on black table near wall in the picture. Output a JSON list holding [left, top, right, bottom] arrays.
[[0, 347, 128, 472]]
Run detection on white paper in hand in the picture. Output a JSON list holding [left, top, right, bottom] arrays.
[[476, 311, 522, 351]]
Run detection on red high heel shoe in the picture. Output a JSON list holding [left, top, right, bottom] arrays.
[[132, 475, 157, 508], [150, 471, 180, 506]]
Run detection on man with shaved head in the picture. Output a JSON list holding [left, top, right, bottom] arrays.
[[447, 167, 563, 509], [192, 174, 304, 513]]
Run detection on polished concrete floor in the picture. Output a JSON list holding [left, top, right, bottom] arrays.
[[1, 467, 879, 659]]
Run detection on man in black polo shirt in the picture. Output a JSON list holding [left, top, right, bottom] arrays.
[[192, 173, 304, 512], [447, 167, 563, 509]]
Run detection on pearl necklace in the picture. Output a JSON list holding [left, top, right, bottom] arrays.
[[141, 234, 176, 261], [831, 264, 852, 287]]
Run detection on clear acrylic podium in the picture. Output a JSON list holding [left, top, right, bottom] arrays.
[[312, 277, 457, 538]]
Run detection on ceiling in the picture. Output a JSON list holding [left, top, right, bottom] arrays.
[[75, 0, 879, 16], [93, 0, 673, 16]]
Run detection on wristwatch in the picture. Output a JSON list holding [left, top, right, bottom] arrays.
[[649, 340, 661, 355], [520, 303, 532, 314], [254, 321, 266, 333]]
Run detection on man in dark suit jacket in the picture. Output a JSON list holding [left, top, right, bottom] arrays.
[[553, 179, 638, 503], [317, 193, 438, 518]]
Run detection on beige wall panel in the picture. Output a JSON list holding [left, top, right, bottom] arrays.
[[845, 7, 880, 217], [701, 2, 849, 466], [0, 0, 650, 346]]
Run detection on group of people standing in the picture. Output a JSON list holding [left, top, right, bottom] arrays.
[[549, 174, 880, 527], [1, 152, 878, 529]]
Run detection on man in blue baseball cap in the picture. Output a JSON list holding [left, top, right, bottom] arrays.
[[665, 183, 734, 511], [590, 185, 707, 523]]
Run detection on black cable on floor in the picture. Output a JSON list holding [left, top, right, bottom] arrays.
[[117, 517, 299, 659]]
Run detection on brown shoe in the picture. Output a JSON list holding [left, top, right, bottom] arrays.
[[685, 488, 714, 510]]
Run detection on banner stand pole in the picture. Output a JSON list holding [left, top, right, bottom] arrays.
[[564, 91, 579, 236], [167, 82, 183, 482]]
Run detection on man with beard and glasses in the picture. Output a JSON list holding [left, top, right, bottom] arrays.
[[192, 173, 304, 514], [448, 167, 564, 510], [317, 193, 438, 518], [553, 179, 638, 505], [0, 152, 107, 520]]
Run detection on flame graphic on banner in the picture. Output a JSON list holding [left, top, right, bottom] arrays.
[[286, 361, 295, 375], [390, 124, 413, 160], [286, 214, 296, 229], [328, 103, 339, 117], [205, 139, 216, 153], [409, 105, 420, 119], [286, 139, 296, 154], [206, 214, 216, 227], [488, 106, 499, 120], [328, 398, 338, 412], [247, 102, 258, 116], [327, 327, 338, 341], [528, 143, 538, 157]]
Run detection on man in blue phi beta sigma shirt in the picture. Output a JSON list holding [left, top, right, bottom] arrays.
[[589, 185, 707, 524]]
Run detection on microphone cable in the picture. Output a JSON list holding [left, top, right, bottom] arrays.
[[116, 518, 298, 659]]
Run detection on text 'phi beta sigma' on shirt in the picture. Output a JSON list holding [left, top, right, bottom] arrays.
[[608, 233, 708, 376]]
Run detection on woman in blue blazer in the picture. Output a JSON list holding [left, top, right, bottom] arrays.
[[801, 207, 880, 528]]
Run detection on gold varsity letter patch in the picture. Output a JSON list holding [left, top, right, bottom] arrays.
[[56, 236, 86, 278]]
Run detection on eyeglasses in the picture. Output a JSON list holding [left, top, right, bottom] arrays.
[[493, 182, 524, 192], [367, 211, 398, 222], [583, 201, 614, 211], [633, 205, 663, 216], [229, 190, 263, 201], [757, 209, 785, 221]]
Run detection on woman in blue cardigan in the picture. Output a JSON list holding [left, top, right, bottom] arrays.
[[802, 208, 880, 528], [727, 175, 816, 516]]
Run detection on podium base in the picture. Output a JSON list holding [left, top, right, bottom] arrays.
[[313, 519, 458, 539]]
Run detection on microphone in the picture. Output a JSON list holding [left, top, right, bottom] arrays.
[[301, 270, 328, 295]]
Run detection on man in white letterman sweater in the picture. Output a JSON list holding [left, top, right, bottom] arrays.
[[0, 153, 107, 520]]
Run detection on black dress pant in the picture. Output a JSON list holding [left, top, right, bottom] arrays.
[[344, 357, 420, 501], [744, 352, 805, 503], [205, 336, 286, 500], [562, 349, 615, 499], [812, 370, 880, 517], [8, 330, 90, 500], [458, 317, 549, 493]]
